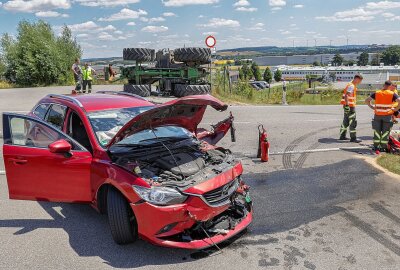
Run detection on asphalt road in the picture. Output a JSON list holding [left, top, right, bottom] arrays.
[[1, 86, 400, 270]]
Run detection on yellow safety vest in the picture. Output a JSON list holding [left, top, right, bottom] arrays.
[[375, 89, 394, 116], [340, 82, 357, 107], [82, 68, 93, 80]]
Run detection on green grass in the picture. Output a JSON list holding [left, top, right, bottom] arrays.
[[377, 154, 400, 175]]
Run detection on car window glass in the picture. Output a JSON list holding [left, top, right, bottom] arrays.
[[46, 104, 67, 130], [9, 117, 81, 150], [33, 103, 50, 119]]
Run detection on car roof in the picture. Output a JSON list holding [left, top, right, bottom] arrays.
[[44, 93, 155, 112]]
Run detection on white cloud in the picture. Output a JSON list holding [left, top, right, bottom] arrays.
[[98, 33, 114, 41], [236, 6, 257, 12], [293, 4, 303, 8], [365, 1, 400, 10], [316, 8, 378, 22], [269, 0, 286, 7], [141, 25, 168, 33], [163, 12, 176, 17], [68, 21, 99, 32], [348, 28, 359, 32], [388, 16, 400, 21], [271, 7, 281, 11], [199, 18, 240, 28], [148, 17, 166, 23], [254, 22, 264, 27], [3, 0, 70, 12], [99, 8, 147, 21], [114, 30, 123, 35], [35, 11, 68, 17], [281, 31, 291, 35], [126, 22, 136, 26], [74, 0, 139, 7], [233, 0, 249, 7], [202, 31, 218, 35], [382, 12, 395, 18], [76, 33, 88, 38], [162, 0, 219, 7]]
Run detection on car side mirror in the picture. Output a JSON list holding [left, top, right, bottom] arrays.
[[48, 139, 72, 157]]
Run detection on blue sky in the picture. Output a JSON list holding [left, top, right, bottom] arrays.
[[0, 0, 399, 58]]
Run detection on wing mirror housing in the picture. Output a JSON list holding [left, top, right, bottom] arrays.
[[48, 139, 72, 157]]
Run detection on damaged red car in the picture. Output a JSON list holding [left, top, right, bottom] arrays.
[[2, 92, 253, 249]]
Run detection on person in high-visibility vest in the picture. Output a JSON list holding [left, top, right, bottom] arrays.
[[365, 81, 400, 152], [339, 74, 363, 142], [82, 63, 96, 93]]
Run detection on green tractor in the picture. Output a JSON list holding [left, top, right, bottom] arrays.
[[119, 47, 211, 97]]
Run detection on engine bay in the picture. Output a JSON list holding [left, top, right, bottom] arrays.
[[109, 137, 239, 189]]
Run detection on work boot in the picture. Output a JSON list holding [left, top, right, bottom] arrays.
[[88, 90, 92, 93], [350, 138, 362, 143], [339, 136, 349, 140]]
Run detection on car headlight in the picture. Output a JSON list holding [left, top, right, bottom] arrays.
[[132, 185, 188, 206]]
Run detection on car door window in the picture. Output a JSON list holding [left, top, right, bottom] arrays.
[[45, 104, 67, 130], [33, 103, 50, 120], [8, 116, 80, 150]]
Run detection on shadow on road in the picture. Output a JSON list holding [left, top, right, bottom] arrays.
[[0, 158, 383, 266]]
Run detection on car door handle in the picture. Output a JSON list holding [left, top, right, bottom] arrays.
[[8, 158, 28, 165]]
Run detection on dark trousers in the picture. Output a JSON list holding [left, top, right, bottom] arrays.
[[372, 115, 393, 150], [82, 80, 92, 92], [340, 106, 357, 139], [74, 75, 82, 91]]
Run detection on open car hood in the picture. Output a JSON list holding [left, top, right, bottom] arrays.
[[106, 95, 228, 148]]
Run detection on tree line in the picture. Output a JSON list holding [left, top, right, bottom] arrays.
[[0, 20, 81, 86]]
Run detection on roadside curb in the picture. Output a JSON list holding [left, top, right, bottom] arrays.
[[358, 155, 400, 180]]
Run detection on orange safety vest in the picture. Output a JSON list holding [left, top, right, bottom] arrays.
[[375, 89, 394, 116], [340, 82, 357, 107]]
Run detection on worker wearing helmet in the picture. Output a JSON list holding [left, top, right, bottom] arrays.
[[365, 81, 400, 152], [82, 63, 96, 93], [339, 74, 363, 142]]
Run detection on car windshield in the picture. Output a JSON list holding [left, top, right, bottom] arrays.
[[87, 106, 154, 146], [115, 126, 193, 146]]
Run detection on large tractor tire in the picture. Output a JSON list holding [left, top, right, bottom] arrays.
[[173, 84, 211, 97], [123, 84, 151, 97], [107, 188, 138, 245], [123, 48, 155, 62], [173, 47, 211, 64]]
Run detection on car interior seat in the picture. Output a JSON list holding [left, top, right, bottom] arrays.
[[70, 112, 93, 153]]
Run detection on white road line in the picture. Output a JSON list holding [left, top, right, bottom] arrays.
[[270, 146, 370, 155]]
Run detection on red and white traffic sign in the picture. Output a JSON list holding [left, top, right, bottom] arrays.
[[205, 35, 216, 48]]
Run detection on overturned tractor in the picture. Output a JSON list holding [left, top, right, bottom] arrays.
[[120, 47, 211, 97]]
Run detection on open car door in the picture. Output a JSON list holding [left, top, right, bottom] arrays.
[[2, 113, 92, 202]]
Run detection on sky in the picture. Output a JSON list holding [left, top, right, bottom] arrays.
[[0, 0, 399, 58]]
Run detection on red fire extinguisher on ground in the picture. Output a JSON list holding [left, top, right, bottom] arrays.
[[257, 125, 270, 162]]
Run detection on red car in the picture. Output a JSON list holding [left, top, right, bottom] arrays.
[[2, 92, 253, 249]]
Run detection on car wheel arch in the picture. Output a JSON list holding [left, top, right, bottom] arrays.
[[96, 184, 132, 215]]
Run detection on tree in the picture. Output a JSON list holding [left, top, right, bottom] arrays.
[[357, 52, 369, 66], [332, 53, 344, 66], [263, 67, 273, 85], [238, 67, 244, 80], [312, 61, 320, 66], [274, 69, 282, 82], [246, 66, 254, 80], [345, 60, 356, 66], [251, 62, 262, 81], [371, 53, 381, 66], [1, 20, 81, 86], [381, 45, 400, 65]]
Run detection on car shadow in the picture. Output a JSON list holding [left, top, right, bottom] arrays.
[[0, 158, 383, 266]]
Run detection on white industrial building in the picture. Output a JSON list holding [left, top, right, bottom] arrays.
[[276, 65, 400, 88]]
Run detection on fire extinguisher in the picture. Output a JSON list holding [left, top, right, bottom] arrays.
[[257, 125, 270, 162]]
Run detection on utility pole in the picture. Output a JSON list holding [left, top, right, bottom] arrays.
[[314, 39, 317, 47]]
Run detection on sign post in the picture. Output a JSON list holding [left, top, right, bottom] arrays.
[[205, 36, 216, 93]]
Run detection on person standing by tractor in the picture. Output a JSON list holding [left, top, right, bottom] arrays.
[[82, 63, 96, 93], [71, 58, 82, 93], [339, 74, 363, 142], [365, 81, 400, 152]]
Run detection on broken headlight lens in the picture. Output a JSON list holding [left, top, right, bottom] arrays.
[[132, 185, 188, 206]]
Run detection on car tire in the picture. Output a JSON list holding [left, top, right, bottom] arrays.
[[123, 84, 151, 97], [172, 84, 211, 97], [173, 47, 211, 64], [123, 48, 155, 62], [107, 188, 138, 245]]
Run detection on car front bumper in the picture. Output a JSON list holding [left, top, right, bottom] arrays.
[[130, 193, 253, 249]]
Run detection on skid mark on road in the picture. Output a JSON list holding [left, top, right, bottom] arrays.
[[370, 202, 400, 225], [343, 211, 400, 256]]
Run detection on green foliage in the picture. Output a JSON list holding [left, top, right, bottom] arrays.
[[240, 64, 253, 80], [274, 69, 282, 82], [263, 67, 272, 84], [238, 67, 244, 80], [1, 20, 81, 86], [371, 53, 381, 66], [251, 62, 262, 81], [332, 53, 344, 66], [382, 45, 400, 65], [357, 52, 369, 66], [312, 61, 320, 66]]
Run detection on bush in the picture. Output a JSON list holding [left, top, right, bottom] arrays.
[[1, 20, 81, 86]]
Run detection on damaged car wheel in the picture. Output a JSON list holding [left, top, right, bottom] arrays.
[[107, 188, 138, 245]]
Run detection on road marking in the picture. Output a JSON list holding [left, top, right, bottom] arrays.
[[270, 146, 370, 155], [0, 171, 5, 175]]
